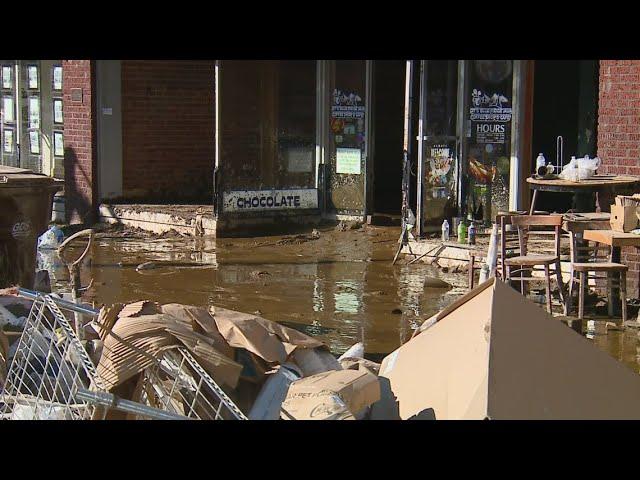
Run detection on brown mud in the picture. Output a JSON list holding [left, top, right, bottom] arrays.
[[42, 223, 640, 371]]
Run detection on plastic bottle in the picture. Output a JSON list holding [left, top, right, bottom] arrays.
[[535, 153, 546, 171], [458, 220, 467, 244], [468, 222, 476, 245], [441, 219, 450, 242]]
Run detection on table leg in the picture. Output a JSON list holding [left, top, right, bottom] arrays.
[[529, 189, 538, 215], [611, 246, 621, 315]]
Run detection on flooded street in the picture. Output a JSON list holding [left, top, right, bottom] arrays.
[[40, 224, 640, 371]]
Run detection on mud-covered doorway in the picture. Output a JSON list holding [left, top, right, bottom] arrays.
[[371, 60, 406, 215], [531, 60, 599, 213]]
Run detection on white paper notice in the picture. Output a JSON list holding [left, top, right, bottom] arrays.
[[336, 148, 361, 174]]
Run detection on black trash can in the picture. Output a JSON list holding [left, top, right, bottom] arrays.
[[0, 166, 63, 289]]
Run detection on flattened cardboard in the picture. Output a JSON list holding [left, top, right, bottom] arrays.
[[96, 304, 243, 390], [373, 278, 640, 420], [281, 369, 380, 420], [211, 306, 324, 364]]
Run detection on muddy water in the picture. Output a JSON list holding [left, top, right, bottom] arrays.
[[44, 225, 465, 358], [41, 224, 640, 371]]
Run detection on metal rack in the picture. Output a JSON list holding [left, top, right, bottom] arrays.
[[2, 289, 247, 420]]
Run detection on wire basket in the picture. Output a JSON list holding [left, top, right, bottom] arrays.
[[134, 347, 247, 420], [0, 294, 105, 420]]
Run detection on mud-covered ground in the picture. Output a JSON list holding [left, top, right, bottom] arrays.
[[42, 222, 640, 370]]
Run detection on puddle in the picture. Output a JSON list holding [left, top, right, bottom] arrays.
[[41, 224, 640, 372], [45, 225, 462, 357]]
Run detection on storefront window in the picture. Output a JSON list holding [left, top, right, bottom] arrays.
[[219, 60, 316, 191], [463, 60, 514, 223], [328, 60, 367, 214]]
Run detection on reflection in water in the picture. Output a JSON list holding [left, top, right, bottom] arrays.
[[39, 225, 640, 373], [334, 281, 361, 314]]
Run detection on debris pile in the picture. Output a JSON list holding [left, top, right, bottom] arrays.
[[0, 290, 382, 420]]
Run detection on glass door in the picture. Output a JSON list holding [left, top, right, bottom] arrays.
[[417, 60, 460, 234], [461, 60, 514, 224], [0, 60, 63, 177]]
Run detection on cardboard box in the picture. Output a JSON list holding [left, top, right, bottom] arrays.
[[370, 278, 640, 420], [280, 369, 380, 420], [610, 205, 638, 232]]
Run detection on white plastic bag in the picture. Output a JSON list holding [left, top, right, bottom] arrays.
[[37, 225, 64, 250], [559, 156, 601, 181]]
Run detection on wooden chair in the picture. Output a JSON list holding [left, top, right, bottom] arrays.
[[564, 227, 628, 323], [467, 211, 549, 289], [505, 215, 566, 313]]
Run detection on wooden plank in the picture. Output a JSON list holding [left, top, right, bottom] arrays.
[[583, 229, 640, 247]]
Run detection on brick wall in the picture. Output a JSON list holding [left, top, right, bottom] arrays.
[[598, 60, 640, 296], [121, 60, 215, 201], [63, 60, 97, 225]]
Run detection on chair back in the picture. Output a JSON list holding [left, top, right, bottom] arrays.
[[509, 214, 563, 258], [563, 221, 612, 264], [498, 214, 523, 280]]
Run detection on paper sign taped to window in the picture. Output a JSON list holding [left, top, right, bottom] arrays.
[[336, 148, 361, 175]]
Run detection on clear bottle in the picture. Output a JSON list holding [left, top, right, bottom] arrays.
[[535, 153, 546, 171], [468, 222, 476, 245], [441, 219, 450, 242]]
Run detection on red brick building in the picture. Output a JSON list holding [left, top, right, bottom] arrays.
[[598, 60, 640, 295]]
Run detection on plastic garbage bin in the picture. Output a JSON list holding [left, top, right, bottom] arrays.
[[0, 166, 63, 289]]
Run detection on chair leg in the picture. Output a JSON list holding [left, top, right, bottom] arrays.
[[621, 271, 628, 324], [578, 271, 586, 320], [519, 266, 525, 295], [555, 260, 565, 305], [607, 272, 614, 318], [468, 255, 475, 290], [565, 271, 574, 316], [544, 264, 552, 314]]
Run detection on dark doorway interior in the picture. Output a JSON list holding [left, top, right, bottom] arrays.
[[372, 60, 406, 215], [531, 60, 599, 213]]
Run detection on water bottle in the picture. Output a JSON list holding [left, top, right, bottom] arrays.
[[535, 153, 546, 172], [458, 220, 467, 244], [441, 219, 450, 242], [468, 222, 476, 245]]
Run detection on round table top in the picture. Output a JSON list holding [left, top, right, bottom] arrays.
[[527, 175, 640, 191]]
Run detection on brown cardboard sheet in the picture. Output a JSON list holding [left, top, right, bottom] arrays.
[[281, 369, 380, 420], [211, 306, 324, 364], [372, 278, 640, 420], [96, 305, 243, 391]]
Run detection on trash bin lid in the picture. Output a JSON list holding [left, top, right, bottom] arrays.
[[0, 165, 63, 189]]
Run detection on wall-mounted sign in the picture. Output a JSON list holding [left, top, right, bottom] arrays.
[[285, 147, 314, 173], [2, 66, 11, 89], [336, 148, 361, 174], [53, 66, 62, 90], [27, 65, 38, 89], [71, 88, 83, 103], [331, 89, 365, 119], [222, 189, 318, 212]]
